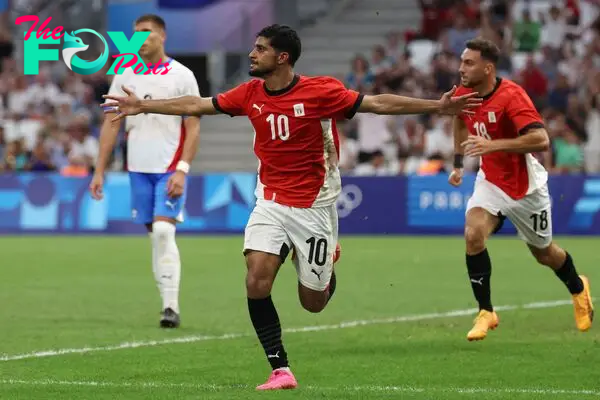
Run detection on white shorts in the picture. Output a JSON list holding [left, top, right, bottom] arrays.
[[243, 199, 338, 291], [466, 178, 552, 248]]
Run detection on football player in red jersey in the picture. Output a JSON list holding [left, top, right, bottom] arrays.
[[102, 24, 481, 390], [450, 38, 593, 342]]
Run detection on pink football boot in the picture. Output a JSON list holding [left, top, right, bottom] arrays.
[[256, 368, 298, 390]]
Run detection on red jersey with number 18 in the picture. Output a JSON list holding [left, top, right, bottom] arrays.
[[455, 78, 548, 200], [213, 75, 363, 208]]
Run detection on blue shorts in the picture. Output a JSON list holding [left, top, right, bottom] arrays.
[[129, 172, 187, 224]]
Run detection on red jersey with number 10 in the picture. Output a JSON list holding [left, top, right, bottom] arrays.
[[213, 75, 363, 208], [455, 78, 548, 200]]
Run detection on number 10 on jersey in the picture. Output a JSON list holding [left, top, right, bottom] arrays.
[[267, 114, 290, 141]]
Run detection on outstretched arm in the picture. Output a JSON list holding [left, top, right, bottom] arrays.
[[102, 86, 220, 121], [357, 86, 482, 116], [359, 94, 441, 114], [139, 96, 219, 117]]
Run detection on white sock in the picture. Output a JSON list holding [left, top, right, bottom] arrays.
[[152, 221, 181, 314], [149, 232, 163, 301]]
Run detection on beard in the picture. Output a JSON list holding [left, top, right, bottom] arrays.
[[249, 64, 276, 78], [461, 75, 483, 88]]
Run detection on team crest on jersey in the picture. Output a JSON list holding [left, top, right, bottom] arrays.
[[132, 209, 137, 219], [293, 103, 305, 117], [488, 111, 496, 123]]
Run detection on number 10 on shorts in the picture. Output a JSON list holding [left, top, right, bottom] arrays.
[[306, 237, 328, 266]]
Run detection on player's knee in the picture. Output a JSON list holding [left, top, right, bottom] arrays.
[[152, 220, 176, 243], [246, 272, 274, 298], [245, 253, 279, 298], [298, 285, 327, 313], [301, 301, 326, 314], [300, 296, 326, 313], [534, 252, 554, 267], [530, 244, 558, 267], [464, 224, 486, 253]]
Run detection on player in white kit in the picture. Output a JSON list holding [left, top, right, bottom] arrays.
[[90, 14, 201, 328]]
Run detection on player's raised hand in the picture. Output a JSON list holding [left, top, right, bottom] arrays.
[[167, 171, 186, 198], [89, 173, 104, 200], [462, 135, 495, 156], [101, 85, 142, 122], [438, 86, 482, 116], [448, 168, 463, 187]]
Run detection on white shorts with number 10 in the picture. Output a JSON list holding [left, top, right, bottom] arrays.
[[466, 177, 552, 248], [243, 199, 338, 291]]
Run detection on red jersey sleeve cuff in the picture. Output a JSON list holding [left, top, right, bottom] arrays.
[[212, 96, 234, 117], [345, 94, 364, 120], [519, 122, 544, 135]]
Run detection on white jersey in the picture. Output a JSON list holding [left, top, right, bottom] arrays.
[[108, 58, 201, 173]]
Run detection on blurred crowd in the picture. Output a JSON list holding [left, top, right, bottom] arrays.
[[340, 0, 600, 176], [0, 56, 118, 175], [0, 0, 115, 176]]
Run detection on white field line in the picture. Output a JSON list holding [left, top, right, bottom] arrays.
[[0, 299, 573, 363], [0, 379, 598, 397]]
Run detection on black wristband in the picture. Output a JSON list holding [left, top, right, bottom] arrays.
[[453, 154, 464, 168]]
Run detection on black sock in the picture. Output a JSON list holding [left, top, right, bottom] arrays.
[[554, 252, 584, 294], [247, 296, 289, 370], [466, 249, 493, 312], [327, 271, 337, 302]]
